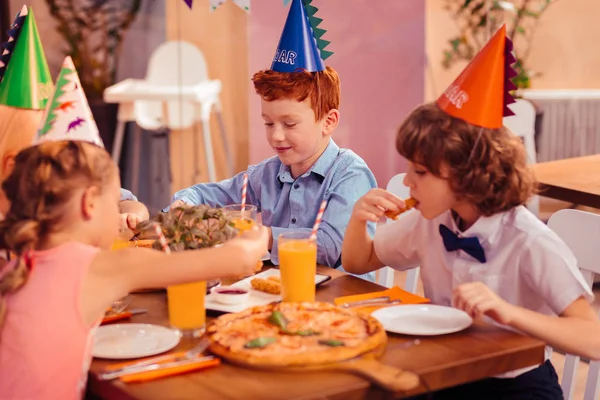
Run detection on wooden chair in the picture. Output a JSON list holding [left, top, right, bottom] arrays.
[[377, 173, 420, 293], [547, 209, 600, 400]]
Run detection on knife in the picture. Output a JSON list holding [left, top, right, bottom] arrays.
[[100, 337, 211, 380], [103, 356, 217, 380], [340, 296, 391, 308]]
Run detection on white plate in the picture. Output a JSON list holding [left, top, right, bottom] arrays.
[[205, 268, 331, 313], [92, 323, 180, 359], [372, 304, 473, 336]]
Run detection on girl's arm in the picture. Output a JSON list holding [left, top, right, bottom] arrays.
[[81, 227, 269, 326]]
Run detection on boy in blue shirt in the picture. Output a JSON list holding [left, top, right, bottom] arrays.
[[168, 0, 376, 279]]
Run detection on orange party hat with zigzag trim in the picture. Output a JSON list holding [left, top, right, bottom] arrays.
[[436, 24, 517, 129]]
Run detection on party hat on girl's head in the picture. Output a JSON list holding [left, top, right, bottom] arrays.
[[0, 6, 53, 110], [436, 24, 517, 129], [34, 56, 103, 147], [271, 0, 333, 72]]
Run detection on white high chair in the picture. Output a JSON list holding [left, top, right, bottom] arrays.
[[104, 40, 233, 189], [377, 173, 421, 293], [503, 98, 539, 216], [548, 209, 600, 400]]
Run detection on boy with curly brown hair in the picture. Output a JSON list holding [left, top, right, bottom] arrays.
[[342, 25, 599, 399]]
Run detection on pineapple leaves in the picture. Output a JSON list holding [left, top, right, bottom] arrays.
[[137, 205, 239, 251]]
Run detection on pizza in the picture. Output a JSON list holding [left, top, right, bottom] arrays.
[[385, 197, 417, 220], [207, 302, 387, 367]]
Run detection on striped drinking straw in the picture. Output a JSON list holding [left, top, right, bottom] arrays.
[[154, 224, 171, 255], [241, 173, 248, 213], [310, 200, 327, 242]]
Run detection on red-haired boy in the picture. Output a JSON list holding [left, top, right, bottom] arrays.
[[169, 0, 376, 279]]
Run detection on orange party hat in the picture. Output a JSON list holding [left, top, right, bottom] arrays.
[[436, 25, 517, 129]]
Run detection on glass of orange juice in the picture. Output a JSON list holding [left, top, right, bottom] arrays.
[[222, 204, 258, 233], [223, 204, 263, 273], [278, 231, 317, 303], [167, 281, 207, 337]]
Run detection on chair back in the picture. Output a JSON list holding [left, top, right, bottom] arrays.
[[135, 41, 210, 130], [377, 173, 420, 292], [548, 209, 600, 400]]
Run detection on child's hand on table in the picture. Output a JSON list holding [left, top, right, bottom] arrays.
[[452, 282, 516, 325]]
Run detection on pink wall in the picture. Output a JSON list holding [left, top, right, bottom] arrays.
[[248, 0, 425, 186]]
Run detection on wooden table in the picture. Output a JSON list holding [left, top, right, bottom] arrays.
[[88, 267, 545, 400], [533, 154, 600, 208]]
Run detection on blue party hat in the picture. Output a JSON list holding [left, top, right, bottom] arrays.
[[271, 0, 333, 73]]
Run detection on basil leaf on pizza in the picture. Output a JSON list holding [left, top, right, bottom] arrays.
[[244, 337, 277, 349], [268, 311, 289, 330], [318, 339, 345, 347]]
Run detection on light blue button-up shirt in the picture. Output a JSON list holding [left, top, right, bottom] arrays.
[[167, 140, 377, 275], [120, 188, 137, 202]]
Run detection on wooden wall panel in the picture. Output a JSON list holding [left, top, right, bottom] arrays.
[[165, 0, 249, 192]]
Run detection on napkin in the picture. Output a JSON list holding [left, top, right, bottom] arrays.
[[334, 286, 429, 314]]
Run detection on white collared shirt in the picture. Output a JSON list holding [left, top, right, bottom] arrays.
[[374, 205, 593, 377]]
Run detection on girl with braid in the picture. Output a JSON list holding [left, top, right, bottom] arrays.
[[0, 141, 268, 399]]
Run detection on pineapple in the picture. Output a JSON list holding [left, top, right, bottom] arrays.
[[137, 205, 239, 252]]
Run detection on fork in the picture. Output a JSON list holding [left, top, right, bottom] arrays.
[[100, 337, 210, 380]]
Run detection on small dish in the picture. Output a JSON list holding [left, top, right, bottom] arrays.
[[372, 304, 473, 336], [93, 323, 180, 359], [210, 286, 250, 305]]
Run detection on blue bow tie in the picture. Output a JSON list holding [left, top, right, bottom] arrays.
[[439, 224, 486, 263]]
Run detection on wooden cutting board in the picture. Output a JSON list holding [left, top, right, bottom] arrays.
[[220, 345, 420, 393]]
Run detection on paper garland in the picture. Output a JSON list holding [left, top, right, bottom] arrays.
[[183, 0, 250, 13]]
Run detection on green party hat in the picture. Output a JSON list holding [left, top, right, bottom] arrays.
[[0, 6, 54, 110]]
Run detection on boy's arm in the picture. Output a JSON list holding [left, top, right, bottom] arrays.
[[119, 199, 150, 222], [503, 297, 600, 360], [166, 169, 259, 210], [342, 189, 421, 275], [270, 163, 377, 268], [455, 231, 600, 359], [341, 215, 384, 274], [118, 189, 149, 238], [516, 232, 600, 358]]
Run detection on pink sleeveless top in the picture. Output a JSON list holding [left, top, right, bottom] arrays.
[[0, 242, 100, 400]]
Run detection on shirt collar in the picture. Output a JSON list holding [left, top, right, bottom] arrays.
[[277, 139, 339, 183], [446, 209, 506, 246]]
